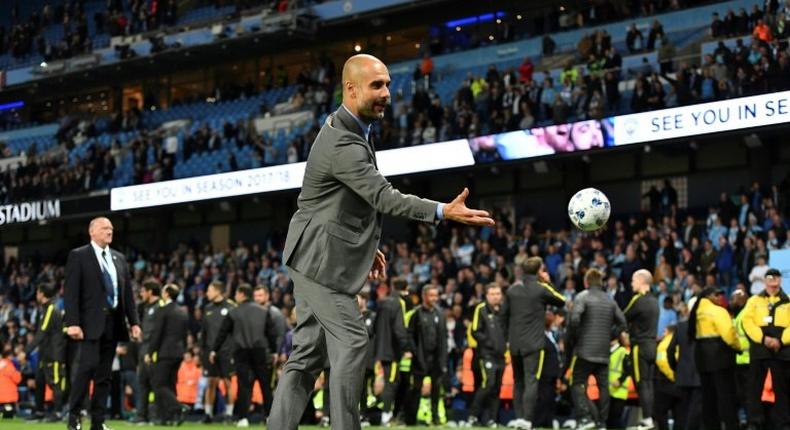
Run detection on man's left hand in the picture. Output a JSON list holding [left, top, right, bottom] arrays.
[[130, 325, 142, 341], [368, 249, 387, 281]]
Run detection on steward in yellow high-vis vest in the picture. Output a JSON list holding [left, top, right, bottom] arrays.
[[740, 268, 790, 429], [607, 340, 631, 429], [689, 287, 743, 430], [654, 326, 683, 430]]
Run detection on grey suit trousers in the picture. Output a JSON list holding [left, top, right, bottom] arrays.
[[268, 268, 369, 430]]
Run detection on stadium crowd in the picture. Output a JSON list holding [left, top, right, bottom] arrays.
[[0, 177, 788, 429], [3, 0, 790, 206]]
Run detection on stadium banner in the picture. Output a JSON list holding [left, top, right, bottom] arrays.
[[110, 139, 475, 211], [769, 249, 790, 294], [614, 90, 790, 145], [0, 199, 61, 226]]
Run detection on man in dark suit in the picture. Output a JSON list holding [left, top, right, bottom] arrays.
[[64, 217, 140, 430], [267, 54, 494, 430], [147, 283, 188, 425]]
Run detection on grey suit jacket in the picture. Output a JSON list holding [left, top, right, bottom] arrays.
[[283, 107, 439, 295]]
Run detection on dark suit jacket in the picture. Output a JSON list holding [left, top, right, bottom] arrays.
[[283, 107, 439, 295], [149, 301, 188, 360], [64, 244, 139, 341]]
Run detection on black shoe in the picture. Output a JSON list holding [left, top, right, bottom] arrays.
[[26, 413, 44, 422], [67, 415, 82, 430], [202, 414, 213, 424], [90, 423, 114, 430], [175, 407, 188, 426], [44, 413, 62, 423]]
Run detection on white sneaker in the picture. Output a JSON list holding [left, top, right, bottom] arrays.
[[236, 418, 249, 428], [381, 411, 393, 425], [576, 420, 596, 430], [521, 420, 533, 430], [507, 420, 520, 428], [632, 418, 655, 430]]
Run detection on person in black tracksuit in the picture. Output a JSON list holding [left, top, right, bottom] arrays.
[[534, 308, 562, 429], [373, 278, 412, 426], [253, 285, 287, 413], [625, 269, 659, 430], [358, 292, 377, 423], [147, 284, 188, 425], [212, 284, 278, 424], [27, 283, 67, 421], [254, 286, 287, 364], [568, 268, 627, 430], [467, 283, 507, 427], [405, 284, 447, 426], [667, 319, 703, 430], [133, 280, 161, 424], [505, 256, 566, 429], [201, 280, 236, 422]]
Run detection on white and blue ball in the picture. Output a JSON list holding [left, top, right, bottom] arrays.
[[568, 188, 611, 232]]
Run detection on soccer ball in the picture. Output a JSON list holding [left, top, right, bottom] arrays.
[[568, 188, 611, 232]]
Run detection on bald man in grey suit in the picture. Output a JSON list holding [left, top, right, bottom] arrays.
[[267, 54, 494, 429]]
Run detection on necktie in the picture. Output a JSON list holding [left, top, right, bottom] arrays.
[[101, 250, 115, 308]]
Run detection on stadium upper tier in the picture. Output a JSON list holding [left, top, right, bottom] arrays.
[[1, 0, 788, 205], [0, 0, 759, 87], [0, 0, 321, 72]]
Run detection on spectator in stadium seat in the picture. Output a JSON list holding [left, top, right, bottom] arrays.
[[420, 53, 434, 83], [735, 8, 751, 34], [626, 23, 643, 53], [711, 12, 724, 38], [723, 9, 738, 37], [647, 20, 664, 51], [542, 35, 556, 56], [518, 57, 534, 84], [631, 79, 649, 113], [748, 254, 770, 295], [658, 37, 675, 74], [753, 18, 774, 41], [587, 89, 605, 119], [539, 78, 556, 120]]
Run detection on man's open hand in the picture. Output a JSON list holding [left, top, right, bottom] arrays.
[[369, 249, 387, 281], [443, 188, 495, 226]]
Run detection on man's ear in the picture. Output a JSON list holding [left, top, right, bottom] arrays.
[[345, 80, 356, 99]]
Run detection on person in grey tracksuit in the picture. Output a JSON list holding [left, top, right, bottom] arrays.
[[568, 268, 627, 430]]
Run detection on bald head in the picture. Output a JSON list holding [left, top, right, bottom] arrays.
[[342, 54, 383, 85], [631, 269, 653, 294], [89, 217, 114, 248], [341, 54, 391, 123]]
